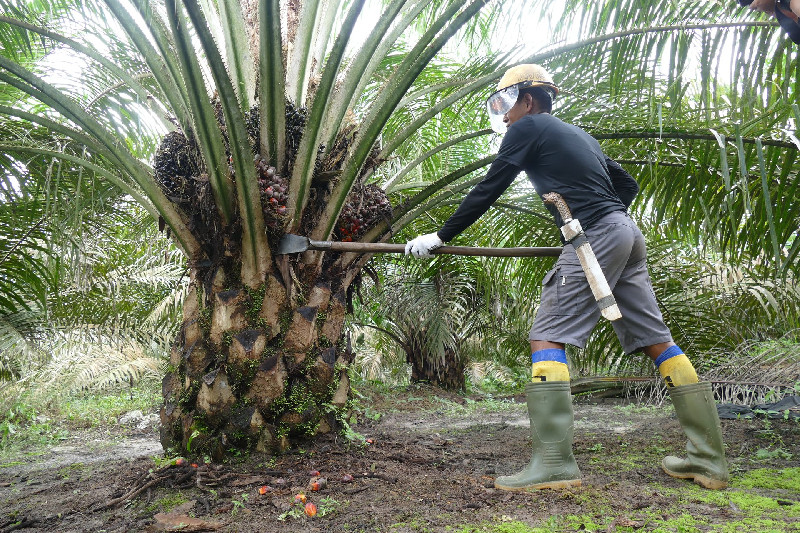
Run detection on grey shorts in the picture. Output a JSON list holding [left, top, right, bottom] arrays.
[[529, 211, 673, 354]]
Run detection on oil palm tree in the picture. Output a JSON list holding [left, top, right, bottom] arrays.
[[0, 0, 512, 457], [352, 258, 503, 390]]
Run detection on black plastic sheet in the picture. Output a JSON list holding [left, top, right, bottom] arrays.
[[717, 395, 800, 419]]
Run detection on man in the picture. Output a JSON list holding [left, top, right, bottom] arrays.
[[405, 64, 729, 491], [740, 0, 800, 43]]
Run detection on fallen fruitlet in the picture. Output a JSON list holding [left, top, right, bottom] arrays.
[[341, 474, 354, 483], [294, 493, 307, 504], [310, 477, 327, 491], [258, 485, 271, 495], [309, 470, 321, 476], [304, 503, 317, 517], [175, 458, 187, 466], [191, 463, 198, 468]]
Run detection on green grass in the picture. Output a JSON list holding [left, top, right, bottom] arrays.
[[0, 379, 161, 459], [734, 467, 800, 491], [144, 491, 190, 513], [431, 395, 520, 416], [451, 467, 800, 533], [454, 521, 557, 533], [58, 379, 162, 427], [581, 436, 669, 475]]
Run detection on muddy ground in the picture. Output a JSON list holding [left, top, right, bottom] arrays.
[[1, 384, 799, 532]]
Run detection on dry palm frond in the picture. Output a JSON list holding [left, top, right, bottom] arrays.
[[703, 335, 800, 406], [35, 327, 167, 391], [0, 310, 43, 381], [619, 336, 800, 407], [1, 324, 169, 414], [467, 360, 516, 388], [351, 325, 409, 385]]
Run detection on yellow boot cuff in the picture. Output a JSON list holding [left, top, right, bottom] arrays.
[[658, 353, 698, 387], [532, 361, 570, 382]]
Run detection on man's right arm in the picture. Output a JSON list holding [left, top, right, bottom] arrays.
[[436, 159, 521, 242]]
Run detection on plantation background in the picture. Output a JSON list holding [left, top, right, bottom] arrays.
[[1, 1, 800, 530]]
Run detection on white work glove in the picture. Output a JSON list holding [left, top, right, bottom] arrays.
[[405, 232, 443, 258]]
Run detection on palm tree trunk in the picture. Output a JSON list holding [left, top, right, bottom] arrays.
[[160, 260, 355, 458], [406, 338, 465, 390]]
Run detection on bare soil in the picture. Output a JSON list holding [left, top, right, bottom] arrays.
[[1, 384, 799, 532]]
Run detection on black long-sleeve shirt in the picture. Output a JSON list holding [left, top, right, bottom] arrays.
[[437, 113, 638, 242]]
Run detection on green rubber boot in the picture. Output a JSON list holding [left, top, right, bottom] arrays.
[[662, 382, 729, 489], [494, 381, 581, 491]]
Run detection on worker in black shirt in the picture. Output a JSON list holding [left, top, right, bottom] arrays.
[[405, 64, 729, 491]]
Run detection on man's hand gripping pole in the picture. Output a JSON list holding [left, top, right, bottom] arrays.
[[542, 192, 622, 322]]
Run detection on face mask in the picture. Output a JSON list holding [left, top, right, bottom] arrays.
[[485, 85, 519, 133]]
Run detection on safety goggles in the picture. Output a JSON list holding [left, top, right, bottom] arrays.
[[485, 85, 519, 134]]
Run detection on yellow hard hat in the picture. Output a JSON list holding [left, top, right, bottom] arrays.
[[486, 64, 558, 133], [496, 64, 559, 96]]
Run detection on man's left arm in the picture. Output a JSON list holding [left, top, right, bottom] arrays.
[[606, 158, 639, 208]]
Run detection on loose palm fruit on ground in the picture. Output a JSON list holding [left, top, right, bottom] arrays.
[[304, 503, 317, 517], [309, 477, 327, 491], [294, 493, 307, 504]]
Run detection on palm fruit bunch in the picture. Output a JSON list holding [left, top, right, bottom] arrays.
[[335, 184, 392, 242], [285, 102, 308, 174], [256, 154, 289, 228], [153, 131, 201, 211], [245, 106, 260, 149], [243, 101, 308, 176]]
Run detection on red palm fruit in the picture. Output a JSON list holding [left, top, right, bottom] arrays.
[[310, 477, 327, 491], [304, 503, 317, 517]]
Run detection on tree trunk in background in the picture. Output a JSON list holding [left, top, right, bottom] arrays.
[[407, 337, 465, 390], [159, 262, 355, 458]]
